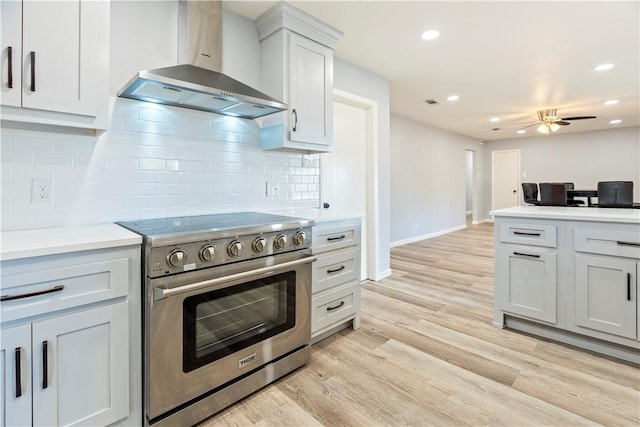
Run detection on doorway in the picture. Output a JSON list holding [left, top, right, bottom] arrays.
[[465, 149, 475, 226], [321, 90, 378, 281], [491, 149, 521, 210]]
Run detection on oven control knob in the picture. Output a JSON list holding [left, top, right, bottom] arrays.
[[199, 245, 216, 262], [252, 237, 267, 253], [227, 240, 243, 257], [274, 234, 287, 249], [167, 249, 187, 268], [293, 231, 306, 246]]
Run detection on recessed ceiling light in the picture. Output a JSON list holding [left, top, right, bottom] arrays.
[[447, 95, 459, 101], [421, 30, 440, 40], [517, 130, 526, 134], [610, 119, 622, 124], [594, 63, 614, 72], [490, 117, 500, 122], [604, 99, 619, 105]]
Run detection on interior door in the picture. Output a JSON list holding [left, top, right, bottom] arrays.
[[492, 149, 521, 209], [321, 100, 367, 280]]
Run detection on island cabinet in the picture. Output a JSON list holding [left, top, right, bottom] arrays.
[[311, 217, 362, 342], [0, 0, 109, 130], [0, 244, 140, 426], [495, 221, 560, 325], [567, 223, 640, 343], [256, 2, 342, 153], [492, 206, 640, 363]]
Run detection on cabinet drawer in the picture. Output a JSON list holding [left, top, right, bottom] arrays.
[[313, 221, 361, 253], [575, 228, 640, 259], [312, 282, 360, 333], [1, 257, 128, 322], [499, 223, 557, 248], [313, 248, 359, 294]]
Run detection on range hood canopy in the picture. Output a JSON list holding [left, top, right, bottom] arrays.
[[117, 0, 287, 119]]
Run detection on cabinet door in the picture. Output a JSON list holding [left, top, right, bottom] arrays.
[[575, 255, 636, 339], [496, 246, 557, 323], [0, 324, 32, 426], [21, 0, 103, 116], [32, 302, 129, 427], [1, 0, 22, 107], [288, 33, 333, 147]]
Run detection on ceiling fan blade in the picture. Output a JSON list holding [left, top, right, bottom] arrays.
[[560, 116, 597, 121], [555, 121, 571, 126], [520, 122, 540, 130], [507, 121, 539, 126]]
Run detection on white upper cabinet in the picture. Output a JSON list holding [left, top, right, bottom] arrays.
[[0, 0, 110, 130], [256, 2, 342, 152]]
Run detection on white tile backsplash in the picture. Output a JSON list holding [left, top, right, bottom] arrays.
[[0, 98, 320, 230]]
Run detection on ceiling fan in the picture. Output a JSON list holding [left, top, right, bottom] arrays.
[[512, 109, 597, 134]]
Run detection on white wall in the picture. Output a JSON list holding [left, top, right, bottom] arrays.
[[1, 3, 319, 231], [390, 114, 485, 246], [465, 150, 473, 212], [333, 58, 392, 278], [482, 126, 640, 218]]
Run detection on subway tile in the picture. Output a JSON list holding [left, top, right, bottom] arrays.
[[139, 107, 167, 123], [153, 195, 179, 208], [139, 158, 165, 170], [165, 183, 190, 195], [12, 135, 55, 152], [139, 183, 167, 196], [152, 171, 179, 183]]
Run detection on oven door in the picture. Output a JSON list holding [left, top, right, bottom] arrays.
[[145, 250, 314, 422]]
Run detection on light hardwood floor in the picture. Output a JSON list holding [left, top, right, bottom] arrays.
[[202, 222, 640, 426]]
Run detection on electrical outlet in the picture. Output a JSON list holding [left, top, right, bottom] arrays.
[[266, 182, 280, 197], [31, 179, 53, 204], [302, 155, 315, 166]]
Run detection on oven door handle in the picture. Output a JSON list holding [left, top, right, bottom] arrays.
[[153, 255, 317, 301]]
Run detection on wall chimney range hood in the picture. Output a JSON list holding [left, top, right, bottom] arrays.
[[117, 0, 287, 119]]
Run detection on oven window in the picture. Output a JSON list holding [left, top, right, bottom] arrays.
[[183, 271, 296, 372]]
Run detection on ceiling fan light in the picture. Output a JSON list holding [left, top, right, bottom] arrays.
[[550, 123, 560, 132], [537, 124, 549, 134]]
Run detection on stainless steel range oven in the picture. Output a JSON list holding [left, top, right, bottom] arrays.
[[118, 213, 314, 427]]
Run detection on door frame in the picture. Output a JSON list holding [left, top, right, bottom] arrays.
[[491, 149, 521, 210], [330, 89, 380, 281]]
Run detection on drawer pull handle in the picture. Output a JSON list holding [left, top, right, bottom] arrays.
[[326, 301, 345, 311], [30, 51, 35, 92], [7, 46, 13, 89], [627, 273, 632, 301], [327, 265, 346, 274], [327, 235, 346, 241], [513, 231, 541, 237], [0, 285, 64, 302], [617, 241, 640, 248], [42, 341, 48, 390], [513, 251, 540, 259], [15, 347, 22, 398]]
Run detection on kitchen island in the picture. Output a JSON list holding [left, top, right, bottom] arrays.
[[491, 206, 640, 363]]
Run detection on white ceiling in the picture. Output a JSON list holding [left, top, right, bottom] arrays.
[[223, 0, 639, 142]]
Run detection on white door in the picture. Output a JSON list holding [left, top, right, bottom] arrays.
[[1, 0, 22, 107], [492, 149, 521, 209], [21, 0, 104, 116], [321, 100, 367, 280], [32, 302, 129, 427], [288, 32, 332, 147], [1, 324, 32, 426]]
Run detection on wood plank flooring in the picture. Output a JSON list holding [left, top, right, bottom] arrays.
[[201, 221, 640, 426]]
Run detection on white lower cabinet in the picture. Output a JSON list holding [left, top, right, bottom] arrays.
[[0, 245, 140, 426], [311, 217, 362, 341], [1, 303, 129, 426], [496, 246, 557, 324]]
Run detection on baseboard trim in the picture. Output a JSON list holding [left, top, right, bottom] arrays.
[[391, 225, 467, 248], [372, 268, 392, 281]]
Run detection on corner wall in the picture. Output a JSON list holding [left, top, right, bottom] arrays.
[[389, 114, 485, 246]]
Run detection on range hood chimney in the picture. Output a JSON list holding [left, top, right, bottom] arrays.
[[117, 0, 287, 119]]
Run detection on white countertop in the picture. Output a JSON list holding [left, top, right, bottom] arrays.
[[491, 206, 640, 224], [0, 224, 142, 262]]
